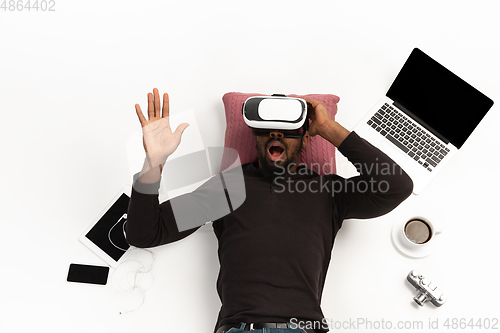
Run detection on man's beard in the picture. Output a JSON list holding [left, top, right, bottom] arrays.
[[256, 138, 302, 180]]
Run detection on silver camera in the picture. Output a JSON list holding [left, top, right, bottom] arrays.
[[407, 270, 446, 307]]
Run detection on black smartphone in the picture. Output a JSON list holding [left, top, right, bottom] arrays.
[[67, 263, 110, 285]]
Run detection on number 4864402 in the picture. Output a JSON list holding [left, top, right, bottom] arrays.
[[1, 0, 56, 11], [443, 318, 499, 330]]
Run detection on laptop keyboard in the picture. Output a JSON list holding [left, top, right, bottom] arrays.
[[367, 103, 450, 172]]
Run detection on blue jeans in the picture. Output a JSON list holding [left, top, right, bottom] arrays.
[[220, 323, 308, 333]]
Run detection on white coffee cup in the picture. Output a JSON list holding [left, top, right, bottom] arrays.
[[400, 216, 442, 249]]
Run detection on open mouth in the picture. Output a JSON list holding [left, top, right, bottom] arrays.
[[267, 141, 285, 161]]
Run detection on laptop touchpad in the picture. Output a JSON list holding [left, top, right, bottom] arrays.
[[377, 140, 409, 167]]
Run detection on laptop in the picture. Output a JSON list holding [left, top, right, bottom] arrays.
[[353, 48, 493, 194]]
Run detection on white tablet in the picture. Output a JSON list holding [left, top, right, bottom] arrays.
[[79, 186, 132, 268]]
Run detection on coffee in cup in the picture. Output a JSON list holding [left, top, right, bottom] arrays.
[[404, 219, 432, 244], [402, 216, 441, 247]]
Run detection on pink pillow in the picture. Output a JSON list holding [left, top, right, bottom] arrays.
[[221, 92, 339, 175]]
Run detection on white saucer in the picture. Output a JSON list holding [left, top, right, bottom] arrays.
[[391, 219, 441, 258]]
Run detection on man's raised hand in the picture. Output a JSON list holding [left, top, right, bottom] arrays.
[[135, 88, 189, 169]]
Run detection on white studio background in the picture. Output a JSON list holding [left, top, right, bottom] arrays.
[[1, 1, 499, 332]]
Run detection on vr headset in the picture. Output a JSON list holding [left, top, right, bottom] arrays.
[[242, 95, 309, 138]]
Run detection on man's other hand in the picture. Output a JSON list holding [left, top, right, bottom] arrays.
[[303, 97, 350, 147], [303, 98, 333, 137]]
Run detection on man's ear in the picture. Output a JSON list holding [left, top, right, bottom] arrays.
[[302, 133, 309, 149]]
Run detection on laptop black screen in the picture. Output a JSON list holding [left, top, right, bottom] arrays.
[[387, 48, 493, 148]]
